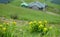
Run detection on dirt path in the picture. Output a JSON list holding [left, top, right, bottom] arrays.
[[46, 11, 60, 16], [0, 17, 28, 25]]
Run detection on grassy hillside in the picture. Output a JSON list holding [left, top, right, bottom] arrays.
[[0, 0, 60, 37], [45, 1, 60, 14], [9, 0, 60, 14], [9, 0, 60, 9], [0, 4, 60, 24]]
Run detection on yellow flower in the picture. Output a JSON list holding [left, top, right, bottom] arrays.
[[39, 21, 42, 24], [0, 25, 3, 27], [3, 28, 6, 31], [13, 21, 16, 25], [3, 22, 9, 25], [29, 21, 33, 24], [49, 26, 52, 30], [43, 28, 48, 32], [33, 21, 37, 23], [44, 20, 47, 24], [39, 24, 44, 28], [6, 23, 9, 25]]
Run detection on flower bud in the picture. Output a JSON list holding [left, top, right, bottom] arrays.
[[43, 28, 48, 32], [39, 21, 42, 24], [44, 20, 47, 24], [0, 25, 3, 27], [3, 28, 6, 31], [13, 21, 16, 25], [39, 24, 44, 28], [29, 21, 33, 25]]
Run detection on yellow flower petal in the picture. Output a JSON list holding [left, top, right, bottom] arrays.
[[0, 25, 3, 27], [6, 23, 9, 25], [39, 24, 44, 28], [3, 28, 6, 31], [13, 21, 16, 25], [39, 21, 42, 24], [44, 20, 47, 24], [29, 21, 33, 24], [33, 21, 37, 23], [43, 28, 48, 32]]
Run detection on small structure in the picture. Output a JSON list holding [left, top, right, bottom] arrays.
[[0, 0, 11, 4], [20, 0, 28, 7], [28, 1, 47, 10], [21, 2, 28, 8], [21, 1, 47, 10]]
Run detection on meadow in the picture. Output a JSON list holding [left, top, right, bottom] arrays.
[[0, 0, 60, 37]]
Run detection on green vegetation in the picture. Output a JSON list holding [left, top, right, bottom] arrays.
[[29, 21, 52, 34], [0, 21, 17, 37], [9, 0, 60, 14], [0, 20, 60, 37], [0, 4, 60, 24], [0, 0, 60, 37], [45, 2, 60, 14]]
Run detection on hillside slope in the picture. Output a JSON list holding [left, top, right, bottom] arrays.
[[9, 0, 60, 14], [0, 4, 60, 24]]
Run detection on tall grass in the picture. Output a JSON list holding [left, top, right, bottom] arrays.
[[0, 4, 60, 24]]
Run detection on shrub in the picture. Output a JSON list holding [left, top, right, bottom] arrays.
[[10, 14, 18, 19], [29, 20, 52, 35], [0, 21, 17, 37]]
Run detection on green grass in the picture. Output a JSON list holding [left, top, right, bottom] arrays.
[[45, 1, 60, 14], [16, 23, 60, 37], [0, 4, 60, 24], [9, 0, 60, 9], [0, 0, 60, 37], [9, 0, 60, 14]]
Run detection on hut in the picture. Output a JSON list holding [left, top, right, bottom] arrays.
[[21, 1, 47, 10], [21, 2, 28, 8], [28, 1, 47, 10]]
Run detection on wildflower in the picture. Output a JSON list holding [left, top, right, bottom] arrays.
[[6, 23, 9, 25], [0, 25, 3, 27], [44, 20, 47, 24], [3, 22, 9, 26], [43, 28, 48, 32], [6, 23, 9, 24], [13, 21, 16, 25], [29, 21, 33, 24], [39, 21, 42, 24], [39, 24, 44, 28], [49, 26, 52, 30], [33, 21, 37, 23], [3, 28, 6, 31]]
